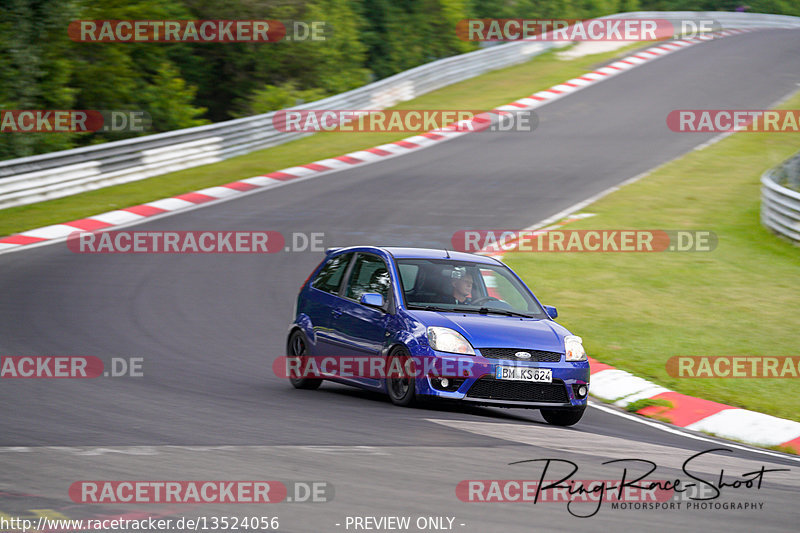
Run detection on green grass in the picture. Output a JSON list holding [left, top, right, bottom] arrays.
[[624, 398, 673, 414], [0, 41, 652, 237], [505, 92, 800, 423], [767, 444, 799, 455]]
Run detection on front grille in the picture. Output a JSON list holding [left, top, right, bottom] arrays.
[[466, 377, 569, 403], [478, 348, 562, 362]]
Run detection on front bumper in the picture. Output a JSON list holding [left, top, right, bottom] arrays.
[[413, 351, 590, 408]]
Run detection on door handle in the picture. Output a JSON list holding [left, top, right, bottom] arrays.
[[331, 308, 343, 318]]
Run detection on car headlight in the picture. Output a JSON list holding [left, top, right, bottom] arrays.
[[427, 327, 475, 355], [564, 335, 587, 361]]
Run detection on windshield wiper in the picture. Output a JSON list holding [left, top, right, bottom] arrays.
[[407, 304, 455, 313], [408, 304, 535, 318], [444, 305, 535, 318], [476, 307, 534, 318]]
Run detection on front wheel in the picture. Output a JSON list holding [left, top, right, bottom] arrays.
[[540, 406, 585, 426], [386, 347, 416, 407], [287, 330, 322, 390]]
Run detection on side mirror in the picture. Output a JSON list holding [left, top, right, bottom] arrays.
[[543, 305, 558, 319], [360, 293, 385, 309]]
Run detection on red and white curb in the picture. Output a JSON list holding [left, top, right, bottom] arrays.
[[588, 358, 800, 453], [0, 29, 751, 254]]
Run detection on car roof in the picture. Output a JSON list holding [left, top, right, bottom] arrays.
[[329, 246, 502, 265]]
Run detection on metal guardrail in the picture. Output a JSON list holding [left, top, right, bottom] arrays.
[[0, 39, 560, 209], [2, 11, 800, 210], [604, 10, 800, 28], [762, 151, 800, 244]]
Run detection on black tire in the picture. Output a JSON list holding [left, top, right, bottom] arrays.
[[386, 347, 416, 406], [540, 406, 586, 426], [287, 330, 322, 390]]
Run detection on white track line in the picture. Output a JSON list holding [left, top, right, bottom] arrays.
[[589, 402, 800, 463]]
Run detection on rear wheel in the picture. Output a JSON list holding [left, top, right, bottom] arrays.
[[386, 347, 416, 406], [287, 330, 322, 390], [540, 406, 585, 426]]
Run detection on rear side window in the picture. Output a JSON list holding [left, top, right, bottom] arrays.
[[311, 253, 352, 294]]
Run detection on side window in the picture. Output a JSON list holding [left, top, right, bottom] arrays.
[[345, 254, 390, 302], [311, 253, 352, 294]]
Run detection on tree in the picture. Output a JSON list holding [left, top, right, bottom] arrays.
[[0, 0, 79, 159], [70, 0, 207, 139]]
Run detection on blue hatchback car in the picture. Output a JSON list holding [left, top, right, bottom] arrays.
[[286, 246, 590, 426]]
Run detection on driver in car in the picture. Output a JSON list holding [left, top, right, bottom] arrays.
[[447, 270, 474, 305]]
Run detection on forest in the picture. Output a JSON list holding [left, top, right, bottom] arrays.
[[2, 0, 797, 159]]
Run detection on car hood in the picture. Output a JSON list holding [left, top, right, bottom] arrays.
[[406, 310, 569, 353]]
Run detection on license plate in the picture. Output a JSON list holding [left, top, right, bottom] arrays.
[[495, 366, 552, 383]]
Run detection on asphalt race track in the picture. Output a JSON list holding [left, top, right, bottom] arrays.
[[2, 29, 800, 532]]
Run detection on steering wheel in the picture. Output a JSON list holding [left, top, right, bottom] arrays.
[[470, 296, 500, 306]]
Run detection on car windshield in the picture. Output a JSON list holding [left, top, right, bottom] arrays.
[[395, 258, 547, 319]]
